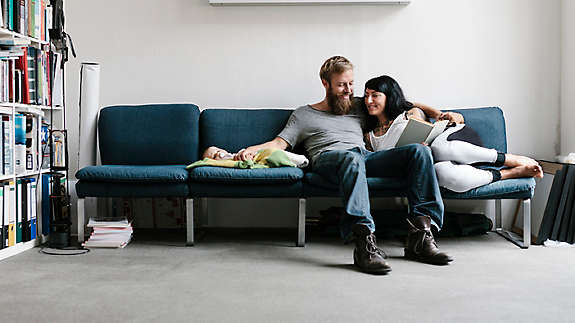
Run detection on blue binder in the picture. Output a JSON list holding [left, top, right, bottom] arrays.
[[41, 173, 51, 235]]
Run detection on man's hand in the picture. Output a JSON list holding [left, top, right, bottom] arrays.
[[234, 148, 257, 161], [406, 107, 427, 121], [234, 137, 290, 161], [438, 112, 464, 124]]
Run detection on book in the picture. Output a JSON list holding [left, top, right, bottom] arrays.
[[18, 0, 25, 35], [26, 47, 35, 104], [82, 239, 130, 248], [12, 0, 19, 33], [395, 117, 449, 147], [40, 121, 48, 169], [15, 47, 28, 104], [0, 38, 30, 46], [28, 0, 34, 38], [14, 113, 25, 174], [8, 0, 13, 30], [1, 0, 6, 29], [25, 114, 36, 171], [45, 3, 51, 42], [2, 115, 12, 174], [87, 217, 131, 228]]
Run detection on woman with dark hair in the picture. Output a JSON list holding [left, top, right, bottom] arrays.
[[363, 75, 542, 193]]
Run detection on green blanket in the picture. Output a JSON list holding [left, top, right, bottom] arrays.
[[186, 149, 296, 170]]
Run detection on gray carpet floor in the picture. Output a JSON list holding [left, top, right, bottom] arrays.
[[0, 231, 574, 323]]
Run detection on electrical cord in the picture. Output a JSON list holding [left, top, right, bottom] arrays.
[[39, 246, 90, 256]]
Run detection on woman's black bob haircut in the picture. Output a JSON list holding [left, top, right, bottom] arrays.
[[363, 75, 414, 131]]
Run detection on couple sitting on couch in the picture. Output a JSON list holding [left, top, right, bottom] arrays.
[[201, 56, 542, 275]]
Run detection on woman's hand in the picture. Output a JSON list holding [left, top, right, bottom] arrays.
[[438, 112, 464, 124]]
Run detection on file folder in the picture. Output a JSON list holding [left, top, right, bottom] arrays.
[[29, 178, 36, 240], [41, 173, 51, 235], [3, 182, 8, 248], [0, 185, 4, 249], [16, 179, 22, 243], [8, 180, 15, 246], [22, 178, 30, 241]]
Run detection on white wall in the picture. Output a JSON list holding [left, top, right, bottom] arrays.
[[65, 0, 562, 229], [561, 0, 575, 155]]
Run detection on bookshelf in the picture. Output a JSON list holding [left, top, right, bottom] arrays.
[[0, 0, 67, 261]]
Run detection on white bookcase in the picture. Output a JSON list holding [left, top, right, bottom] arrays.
[[0, 24, 67, 261]]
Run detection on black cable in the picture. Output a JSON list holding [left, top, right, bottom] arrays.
[[39, 246, 90, 256]]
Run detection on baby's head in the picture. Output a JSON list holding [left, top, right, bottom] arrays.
[[203, 146, 230, 160]]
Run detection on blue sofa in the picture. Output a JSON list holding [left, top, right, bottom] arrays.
[[75, 104, 535, 248]]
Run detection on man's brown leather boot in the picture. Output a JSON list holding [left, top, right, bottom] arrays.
[[352, 224, 392, 275], [405, 216, 453, 265]]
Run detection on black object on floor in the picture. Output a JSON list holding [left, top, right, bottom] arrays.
[[537, 165, 575, 244]]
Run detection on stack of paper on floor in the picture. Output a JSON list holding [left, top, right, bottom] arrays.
[[83, 217, 133, 248]]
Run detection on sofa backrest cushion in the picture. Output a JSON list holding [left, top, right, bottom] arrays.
[[99, 104, 200, 165], [200, 109, 293, 154], [447, 107, 507, 153]]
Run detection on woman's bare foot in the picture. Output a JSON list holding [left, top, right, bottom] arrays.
[[504, 154, 539, 167], [500, 165, 544, 180]]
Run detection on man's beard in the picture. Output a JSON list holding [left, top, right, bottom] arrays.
[[327, 87, 353, 115]]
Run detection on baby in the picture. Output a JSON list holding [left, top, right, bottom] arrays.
[[202, 146, 309, 168]]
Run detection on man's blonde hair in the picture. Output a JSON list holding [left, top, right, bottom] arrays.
[[319, 56, 353, 83]]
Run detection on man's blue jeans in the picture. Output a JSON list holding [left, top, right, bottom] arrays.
[[312, 144, 444, 240]]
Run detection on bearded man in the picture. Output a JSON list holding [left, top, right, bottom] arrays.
[[237, 56, 452, 275]]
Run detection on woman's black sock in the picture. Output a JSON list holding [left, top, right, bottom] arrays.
[[489, 169, 502, 182], [494, 152, 506, 167]]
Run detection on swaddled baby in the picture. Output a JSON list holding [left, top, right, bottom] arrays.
[[202, 146, 309, 168]]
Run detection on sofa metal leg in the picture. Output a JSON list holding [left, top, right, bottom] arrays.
[[186, 198, 194, 246], [495, 199, 531, 249], [523, 199, 531, 248], [77, 198, 85, 243], [495, 199, 502, 229], [297, 198, 306, 247]]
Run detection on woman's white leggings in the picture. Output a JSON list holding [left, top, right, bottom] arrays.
[[431, 124, 499, 193]]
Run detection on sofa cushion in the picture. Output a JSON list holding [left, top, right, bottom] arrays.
[[447, 107, 507, 153], [304, 173, 534, 200], [200, 109, 293, 154], [441, 177, 536, 200], [99, 104, 200, 165], [76, 181, 189, 198], [76, 165, 189, 183], [189, 166, 303, 184]]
